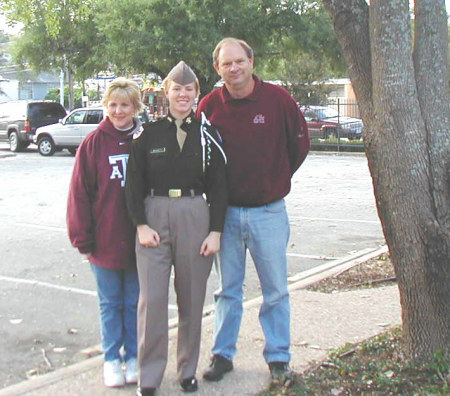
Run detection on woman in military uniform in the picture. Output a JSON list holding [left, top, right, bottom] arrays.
[[125, 61, 227, 395]]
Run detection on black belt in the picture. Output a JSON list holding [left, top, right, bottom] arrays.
[[150, 188, 203, 198]]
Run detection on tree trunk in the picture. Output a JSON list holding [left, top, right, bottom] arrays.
[[323, 0, 450, 360]]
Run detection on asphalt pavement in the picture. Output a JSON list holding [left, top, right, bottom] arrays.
[[0, 146, 391, 395], [0, 247, 401, 396]]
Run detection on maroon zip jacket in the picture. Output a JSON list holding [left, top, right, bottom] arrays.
[[67, 117, 141, 270], [197, 76, 310, 207]]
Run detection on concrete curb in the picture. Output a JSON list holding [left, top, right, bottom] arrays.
[[0, 245, 388, 396]]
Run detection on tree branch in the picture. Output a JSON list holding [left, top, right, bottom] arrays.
[[413, 0, 450, 234], [322, 0, 373, 122]]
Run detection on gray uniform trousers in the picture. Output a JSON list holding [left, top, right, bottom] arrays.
[[136, 195, 213, 388]]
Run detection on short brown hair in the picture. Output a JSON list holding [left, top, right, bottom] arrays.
[[212, 37, 254, 66], [102, 77, 144, 115]]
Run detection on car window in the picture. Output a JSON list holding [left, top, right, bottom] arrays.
[[66, 110, 88, 124], [318, 107, 339, 119], [28, 103, 66, 119], [304, 110, 317, 120], [85, 110, 103, 124]]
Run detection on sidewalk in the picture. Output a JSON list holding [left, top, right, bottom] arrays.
[[0, 248, 401, 396]]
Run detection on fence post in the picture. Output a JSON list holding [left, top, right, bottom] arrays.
[[337, 98, 341, 152]]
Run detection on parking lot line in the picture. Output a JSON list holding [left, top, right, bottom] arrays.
[[0, 275, 98, 296], [13, 222, 66, 232], [290, 216, 380, 224]]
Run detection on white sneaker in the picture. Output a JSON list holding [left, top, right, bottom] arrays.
[[125, 357, 139, 384], [103, 359, 125, 388]]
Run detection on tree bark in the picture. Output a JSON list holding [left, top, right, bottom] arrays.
[[323, 0, 450, 359]]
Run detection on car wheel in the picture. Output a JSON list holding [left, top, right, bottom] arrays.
[[9, 131, 24, 152], [324, 128, 337, 140], [37, 136, 56, 156], [67, 148, 77, 155]]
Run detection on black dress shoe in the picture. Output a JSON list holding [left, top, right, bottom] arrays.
[[136, 386, 156, 396], [180, 376, 198, 392], [203, 355, 233, 381]]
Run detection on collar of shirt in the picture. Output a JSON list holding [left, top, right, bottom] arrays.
[[221, 74, 262, 104], [166, 111, 195, 130]]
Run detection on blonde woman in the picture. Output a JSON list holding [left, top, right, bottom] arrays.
[[67, 77, 144, 388]]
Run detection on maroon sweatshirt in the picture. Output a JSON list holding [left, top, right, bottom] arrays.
[[67, 117, 140, 270], [197, 76, 310, 207]]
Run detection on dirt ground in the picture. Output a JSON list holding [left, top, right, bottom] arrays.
[[306, 252, 396, 293]]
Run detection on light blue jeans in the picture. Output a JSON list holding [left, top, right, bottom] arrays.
[[212, 199, 291, 363], [91, 264, 139, 362]]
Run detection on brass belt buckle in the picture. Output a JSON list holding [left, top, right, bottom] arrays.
[[168, 189, 182, 198]]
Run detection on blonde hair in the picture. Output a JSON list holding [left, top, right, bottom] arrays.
[[162, 76, 200, 98], [102, 77, 144, 115], [213, 37, 254, 66]]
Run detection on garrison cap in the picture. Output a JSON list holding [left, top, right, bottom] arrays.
[[166, 61, 197, 85]]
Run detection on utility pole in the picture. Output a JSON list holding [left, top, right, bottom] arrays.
[[59, 67, 64, 107]]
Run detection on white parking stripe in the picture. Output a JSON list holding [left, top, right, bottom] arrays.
[[14, 222, 67, 232], [289, 216, 379, 224], [0, 275, 179, 311], [0, 275, 97, 296], [287, 253, 337, 260]]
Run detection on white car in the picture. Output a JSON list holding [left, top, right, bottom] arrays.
[[34, 107, 104, 156], [34, 107, 150, 156]]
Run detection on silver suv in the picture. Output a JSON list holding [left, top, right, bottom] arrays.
[[0, 100, 67, 152], [34, 106, 151, 156]]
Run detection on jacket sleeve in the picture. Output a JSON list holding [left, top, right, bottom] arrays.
[[204, 126, 228, 232], [284, 96, 310, 174], [66, 137, 97, 254], [125, 132, 149, 226]]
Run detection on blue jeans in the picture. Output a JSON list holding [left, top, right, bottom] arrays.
[[91, 264, 139, 362], [212, 199, 291, 363]]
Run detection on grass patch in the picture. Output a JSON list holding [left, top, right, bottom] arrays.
[[259, 328, 449, 396], [259, 254, 449, 395]]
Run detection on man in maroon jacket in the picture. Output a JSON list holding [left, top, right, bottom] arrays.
[[197, 37, 310, 385]]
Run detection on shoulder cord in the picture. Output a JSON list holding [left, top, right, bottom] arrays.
[[200, 112, 227, 174]]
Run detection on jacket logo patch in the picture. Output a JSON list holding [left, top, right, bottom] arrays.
[[150, 147, 166, 154], [133, 126, 144, 139], [109, 154, 129, 187], [253, 114, 265, 124]]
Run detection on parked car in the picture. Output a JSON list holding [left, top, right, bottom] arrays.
[[0, 100, 67, 152], [34, 106, 151, 156], [300, 105, 363, 140]]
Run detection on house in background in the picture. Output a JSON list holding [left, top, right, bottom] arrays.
[[322, 78, 360, 118], [0, 66, 60, 103]]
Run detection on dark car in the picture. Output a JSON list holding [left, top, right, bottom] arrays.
[[300, 105, 363, 140], [0, 100, 67, 151]]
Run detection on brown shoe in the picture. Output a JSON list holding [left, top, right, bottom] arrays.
[[203, 355, 233, 382]]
